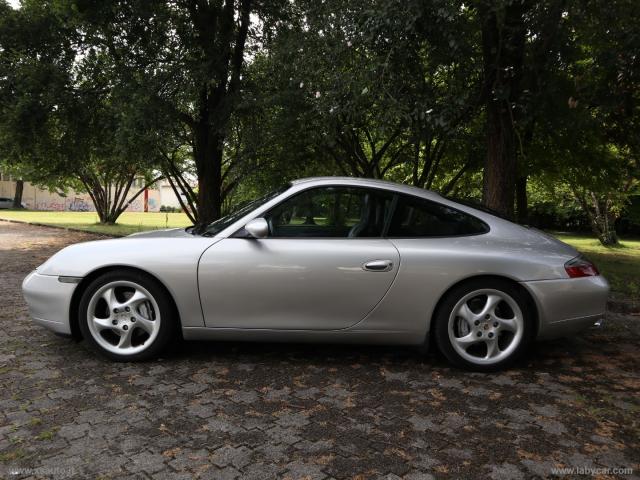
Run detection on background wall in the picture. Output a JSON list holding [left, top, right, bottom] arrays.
[[0, 179, 161, 212]]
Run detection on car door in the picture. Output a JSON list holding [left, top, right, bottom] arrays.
[[198, 186, 400, 330]]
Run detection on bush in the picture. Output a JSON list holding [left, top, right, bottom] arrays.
[[527, 201, 591, 231], [617, 195, 640, 235], [159, 205, 182, 213]]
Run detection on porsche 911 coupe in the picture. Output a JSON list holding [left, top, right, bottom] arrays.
[[22, 177, 609, 371]]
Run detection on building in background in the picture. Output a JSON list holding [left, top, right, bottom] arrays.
[[0, 172, 182, 212], [156, 179, 185, 209]]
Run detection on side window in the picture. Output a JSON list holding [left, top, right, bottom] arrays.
[[265, 187, 393, 238], [388, 194, 488, 237]]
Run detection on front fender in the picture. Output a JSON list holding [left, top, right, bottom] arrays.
[[37, 236, 221, 328]]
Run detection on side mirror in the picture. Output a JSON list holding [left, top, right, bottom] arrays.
[[244, 218, 269, 238]]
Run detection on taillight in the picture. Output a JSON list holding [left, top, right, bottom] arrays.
[[564, 256, 599, 278]]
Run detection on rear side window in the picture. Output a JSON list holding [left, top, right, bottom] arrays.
[[388, 194, 488, 237]]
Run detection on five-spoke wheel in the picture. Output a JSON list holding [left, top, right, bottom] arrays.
[[79, 270, 177, 361], [434, 279, 533, 371]]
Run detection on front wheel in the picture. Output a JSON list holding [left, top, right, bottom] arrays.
[[433, 279, 534, 371], [78, 270, 177, 361]]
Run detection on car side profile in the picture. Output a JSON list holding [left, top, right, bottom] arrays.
[[22, 177, 609, 371], [0, 196, 26, 209]]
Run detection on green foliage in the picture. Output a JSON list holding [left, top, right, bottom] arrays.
[[0, 0, 163, 223], [0, 0, 638, 239]]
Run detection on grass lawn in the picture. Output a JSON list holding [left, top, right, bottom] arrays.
[[0, 210, 192, 236], [0, 210, 638, 298]]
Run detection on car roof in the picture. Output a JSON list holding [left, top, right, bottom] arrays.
[[290, 177, 443, 201]]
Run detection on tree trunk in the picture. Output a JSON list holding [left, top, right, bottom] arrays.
[[196, 145, 223, 225], [596, 227, 618, 246], [194, 100, 224, 226], [480, 1, 528, 219], [95, 206, 109, 224], [515, 175, 528, 224], [81, 173, 154, 226], [13, 179, 24, 208], [587, 194, 619, 246], [186, 0, 253, 227], [574, 190, 619, 246], [589, 211, 618, 246], [483, 101, 517, 217]]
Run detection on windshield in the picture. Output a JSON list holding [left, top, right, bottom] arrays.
[[197, 184, 291, 236]]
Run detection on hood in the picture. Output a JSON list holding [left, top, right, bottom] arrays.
[[126, 227, 194, 239], [36, 230, 218, 277]]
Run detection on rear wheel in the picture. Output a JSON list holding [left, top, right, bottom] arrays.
[[78, 270, 177, 361], [433, 279, 534, 371]]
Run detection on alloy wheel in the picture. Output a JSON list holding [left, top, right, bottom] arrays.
[[447, 288, 524, 365], [86, 280, 161, 356]]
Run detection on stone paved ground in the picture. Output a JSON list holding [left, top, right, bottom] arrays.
[[0, 220, 639, 480]]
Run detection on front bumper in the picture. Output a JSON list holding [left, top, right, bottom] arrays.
[[522, 275, 609, 340], [22, 271, 78, 335]]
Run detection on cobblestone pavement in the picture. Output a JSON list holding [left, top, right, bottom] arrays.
[[1, 220, 639, 480]]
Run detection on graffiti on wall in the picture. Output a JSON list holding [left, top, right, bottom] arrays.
[[36, 201, 67, 211], [69, 197, 90, 212], [33, 196, 159, 212], [0, 180, 162, 212], [127, 199, 143, 212]]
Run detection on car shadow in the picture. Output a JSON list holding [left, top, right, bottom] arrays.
[[167, 339, 437, 365], [160, 338, 556, 372], [62, 325, 612, 372]]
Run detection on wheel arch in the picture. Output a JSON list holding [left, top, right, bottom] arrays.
[[428, 274, 540, 345], [69, 265, 182, 340]]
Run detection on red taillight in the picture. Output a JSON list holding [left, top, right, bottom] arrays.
[[565, 256, 599, 278]]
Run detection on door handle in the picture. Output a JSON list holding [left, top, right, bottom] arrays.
[[363, 260, 393, 272]]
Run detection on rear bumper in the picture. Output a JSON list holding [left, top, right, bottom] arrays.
[[22, 271, 77, 335], [521, 276, 609, 340]]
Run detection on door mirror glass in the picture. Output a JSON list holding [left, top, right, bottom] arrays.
[[244, 218, 269, 238]]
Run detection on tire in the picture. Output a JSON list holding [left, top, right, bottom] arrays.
[[78, 270, 178, 362], [433, 278, 535, 372]]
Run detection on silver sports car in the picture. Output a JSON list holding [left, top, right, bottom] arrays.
[[22, 177, 609, 370]]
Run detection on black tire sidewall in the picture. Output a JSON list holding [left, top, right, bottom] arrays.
[[78, 270, 177, 362], [433, 279, 534, 372]]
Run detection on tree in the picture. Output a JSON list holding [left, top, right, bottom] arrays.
[[523, 0, 640, 244], [2, 0, 639, 241], [75, 0, 291, 225], [513, 0, 568, 224], [257, 0, 483, 196], [65, 89, 163, 224], [0, 0, 163, 223], [476, 0, 531, 218], [258, 0, 409, 179], [0, 0, 78, 201], [367, 0, 483, 191], [550, 139, 637, 246]]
